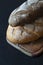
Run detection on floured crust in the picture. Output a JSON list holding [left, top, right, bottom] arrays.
[[6, 0, 43, 56], [7, 0, 43, 44], [9, 0, 43, 26]]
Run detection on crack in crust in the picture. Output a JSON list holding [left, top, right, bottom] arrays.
[[7, 16, 43, 44], [6, 0, 43, 56]]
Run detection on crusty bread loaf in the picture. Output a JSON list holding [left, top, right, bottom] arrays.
[[6, 0, 43, 56]]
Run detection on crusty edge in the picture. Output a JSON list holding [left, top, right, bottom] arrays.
[[6, 39, 43, 57]]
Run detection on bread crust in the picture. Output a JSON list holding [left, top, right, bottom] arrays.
[[18, 38, 43, 56], [7, 0, 43, 44], [6, 0, 43, 56], [8, 0, 43, 26], [6, 18, 43, 44]]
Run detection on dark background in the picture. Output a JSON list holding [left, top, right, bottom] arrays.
[[0, 0, 43, 65]]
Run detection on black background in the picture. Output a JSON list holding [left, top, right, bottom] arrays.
[[0, 0, 43, 65]]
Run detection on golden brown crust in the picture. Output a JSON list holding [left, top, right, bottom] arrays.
[[7, 0, 43, 44], [6, 0, 43, 56], [6, 18, 43, 44], [6, 25, 38, 44]]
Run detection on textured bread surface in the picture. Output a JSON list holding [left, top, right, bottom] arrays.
[[6, 0, 43, 56], [7, 0, 43, 44], [9, 0, 43, 26], [18, 38, 43, 56], [6, 17, 43, 44]]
